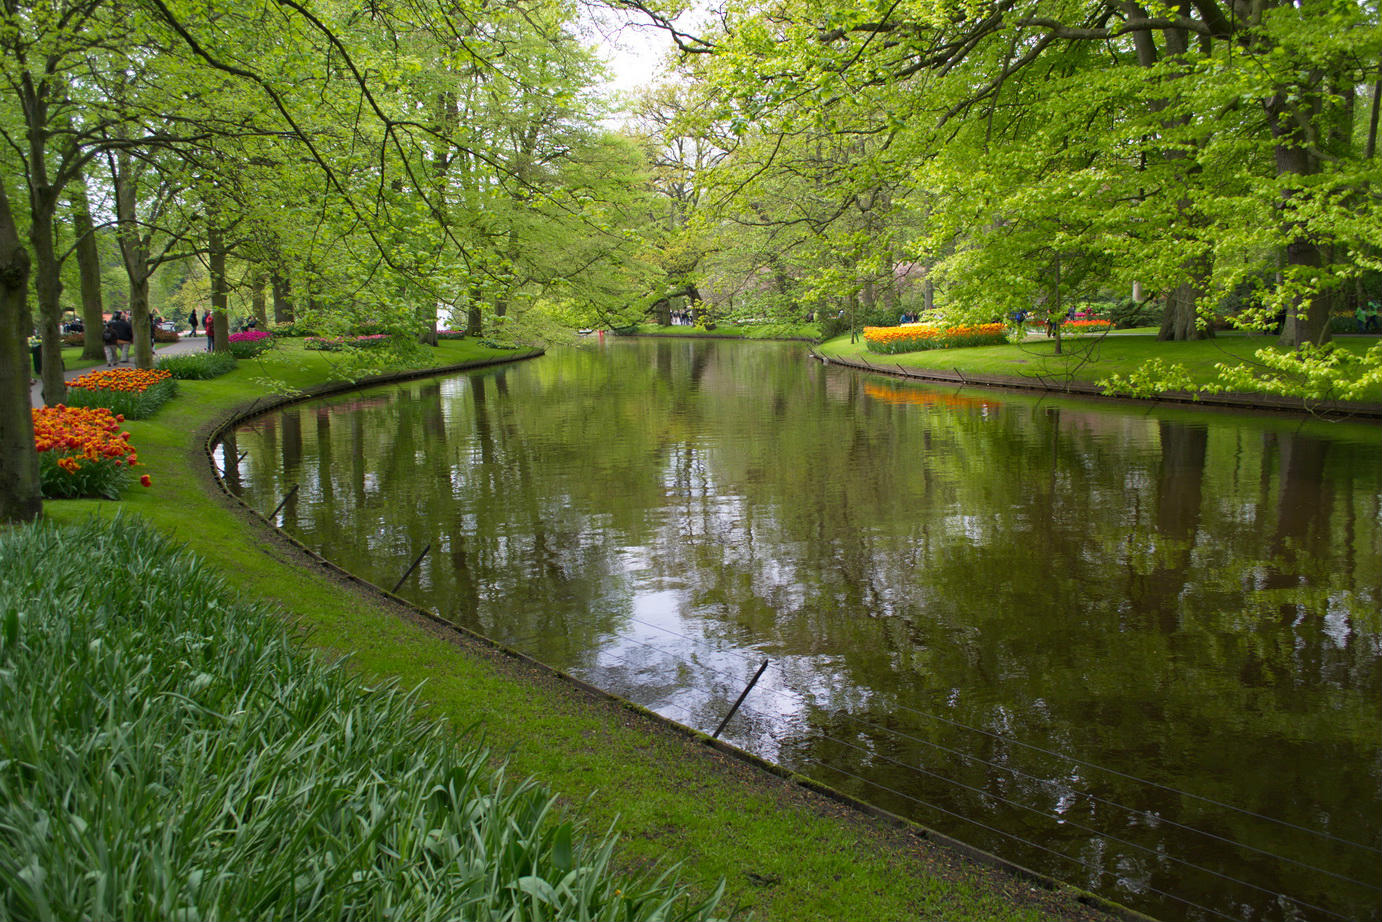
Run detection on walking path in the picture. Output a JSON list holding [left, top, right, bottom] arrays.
[[30, 334, 208, 407]]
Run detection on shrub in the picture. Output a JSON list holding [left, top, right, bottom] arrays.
[[864, 322, 1010, 354], [304, 332, 393, 351], [32, 405, 149, 499], [154, 327, 180, 343], [64, 368, 177, 419], [1103, 297, 1162, 329], [269, 319, 314, 337], [437, 329, 467, 340], [227, 329, 274, 358], [0, 518, 722, 922], [156, 351, 237, 380], [304, 335, 345, 351], [62, 332, 85, 346]]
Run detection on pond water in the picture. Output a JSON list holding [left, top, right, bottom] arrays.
[[220, 339, 1381, 922]]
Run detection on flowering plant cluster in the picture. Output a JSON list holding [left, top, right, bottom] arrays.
[[33, 405, 151, 498], [227, 329, 271, 342], [65, 367, 176, 419], [1062, 318, 1113, 333], [437, 329, 467, 340], [227, 328, 274, 358], [864, 322, 1010, 354], [69, 368, 173, 392], [304, 332, 395, 352]]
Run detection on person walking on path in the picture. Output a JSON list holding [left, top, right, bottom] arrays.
[[102, 316, 120, 366], [204, 311, 214, 351], [111, 311, 134, 363], [188, 309, 198, 336]]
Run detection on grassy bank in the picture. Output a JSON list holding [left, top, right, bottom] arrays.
[[34, 338, 1113, 922], [622, 321, 821, 340], [817, 330, 1382, 403], [0, 517, 719, 921]]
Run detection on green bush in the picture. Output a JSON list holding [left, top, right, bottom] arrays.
[[1104, 297, 1162, 329], [156, 351, 237, 379], [0, 517, 723, 922]]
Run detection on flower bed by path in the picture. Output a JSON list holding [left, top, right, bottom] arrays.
[[64, 367, 176, 419], [304, 332, 395, 351], [227, 329, 275, 358], [33, 405, 150, 498], [864, 322, 1009, 354]]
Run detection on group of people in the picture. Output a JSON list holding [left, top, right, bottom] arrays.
[[100, 312, 135, 366]]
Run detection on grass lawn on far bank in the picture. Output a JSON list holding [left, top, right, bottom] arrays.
[[816, 329, 1382, 403], [34, 337, 1115, 922]]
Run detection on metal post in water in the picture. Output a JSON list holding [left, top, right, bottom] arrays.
[[268, 483, 299, 521], [713, 658, 770, 740], [391, 542, 432, 594]]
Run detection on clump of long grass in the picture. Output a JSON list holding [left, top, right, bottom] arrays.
[[0, 517, 724, 922], [157, 350, 237, 379]]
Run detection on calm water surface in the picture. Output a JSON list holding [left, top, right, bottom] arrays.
[[222, 340, 1382, 922]]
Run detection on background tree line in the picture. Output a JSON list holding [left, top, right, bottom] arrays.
[[619, 0, 1380, 350], [0, 0, 673, 523]]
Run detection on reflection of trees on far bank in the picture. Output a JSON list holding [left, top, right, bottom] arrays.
[[224, 341, 1381, 922]]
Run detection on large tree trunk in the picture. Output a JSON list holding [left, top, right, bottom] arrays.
[[272, 271, 294, 323], [111, 149, 156, 369], [30, 200, 66, 406], [69, 179, 105, 361], [1266, 61, 1335, 349], [0, 176, 41, 524], [1157, 264, 1213, 341]]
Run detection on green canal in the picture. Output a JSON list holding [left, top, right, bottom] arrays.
[[220, 339, 1382, 922]]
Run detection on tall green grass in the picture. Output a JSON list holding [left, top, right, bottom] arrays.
[[0, 517, 723, 922]]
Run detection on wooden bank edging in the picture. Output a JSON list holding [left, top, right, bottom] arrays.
[[812, 349, 1382, 421], [197, 348, 1154, 922]]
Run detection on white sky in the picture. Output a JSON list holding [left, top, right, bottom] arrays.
[[579, 4, 700, 120]]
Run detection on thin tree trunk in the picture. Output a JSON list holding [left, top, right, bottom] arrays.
[[68, 178, 105, 361], [209, 221, 230, 352], [251, 271, 267, 328], [0, 175, 41, 523]]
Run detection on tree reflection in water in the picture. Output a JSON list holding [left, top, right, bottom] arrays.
[[223, 340, 1382, 922]]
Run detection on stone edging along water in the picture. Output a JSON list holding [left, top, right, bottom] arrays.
[[198, 347, 1153, 922]]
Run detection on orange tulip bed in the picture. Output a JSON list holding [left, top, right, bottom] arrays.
[[33, 405, 151, 498], [863, 322, 1010, 354], [64, 367, 176, 419], [1062, 318, 1114, 333]]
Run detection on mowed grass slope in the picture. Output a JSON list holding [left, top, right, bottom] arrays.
[[36, 338, 1114, 922], [817, 330, 1382, 402]]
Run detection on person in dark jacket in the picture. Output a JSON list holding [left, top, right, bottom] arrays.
[[189, 308, 199, 335], [111, 311, 134, 363]]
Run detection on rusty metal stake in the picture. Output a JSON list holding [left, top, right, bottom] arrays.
[[269, 483, 299, 521], [713, 658, 770, 739], [392, 542, 432, 594]]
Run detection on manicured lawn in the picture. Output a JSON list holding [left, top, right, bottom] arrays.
[[38, 337, 1112, 922], [818, 330, 1382, 402]]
